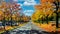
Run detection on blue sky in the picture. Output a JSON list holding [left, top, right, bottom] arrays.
[[5, 0, 40, 16]]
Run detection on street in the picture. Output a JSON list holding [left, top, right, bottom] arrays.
[[2, 21, 52, 34]]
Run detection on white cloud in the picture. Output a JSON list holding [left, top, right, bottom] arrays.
[[23, 10, 34, 16], [17, 3, 23, 6], [24, 10, 34, 13], [13, 0, 18, 2], [25, 13, 31, 16], [23, 0, 36, 6], [13, 0, 24, 2]]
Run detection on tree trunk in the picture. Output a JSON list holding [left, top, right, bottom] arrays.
[[56, 13, 59, 28]]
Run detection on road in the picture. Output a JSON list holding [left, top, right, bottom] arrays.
[[2, 21, 56, 34]]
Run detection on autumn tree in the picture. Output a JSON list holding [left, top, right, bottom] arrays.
[[41, 0, 60, 28], [32, 0, 55, 23], [42, 0, 60, 28], [0, 2, 21, 30], [31, 0, 60, 32]]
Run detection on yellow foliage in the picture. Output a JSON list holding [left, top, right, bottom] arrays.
[[32, 0, 60, 32], [58, 28, 60, 32], [45, 10, 53, 15], [0, 10, 4, 15], [31, 9, 45, 21], [12, 14, 16, 21], [32, 3, 54, 21], [0, 10, 4, 20], [40, 23, 56, 32], [5, 26, 13, 30], [33, 22, 56, 32]]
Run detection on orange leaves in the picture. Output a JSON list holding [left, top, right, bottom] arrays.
[[47, 0, 54, 3], [32, 0, 60, 32], [33, 1, 54, 22], [42, 2, 53, 9], [1, 2, 7, 8], [41, 0, 47, 3], [5, 26, 13, 30], [0, 2, 21, 21], [33, 22, 56, 32], [35, 0, 54, 17], [41, 0, 55, 3], [35, 5, 42, 10], [0, 10, 4, 20], [0, 2, 21, 12], [59, 0, 60, 2], [0, 10, 4, 14], [35, 2, 53, 10], [45, 10, 53, 15]]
